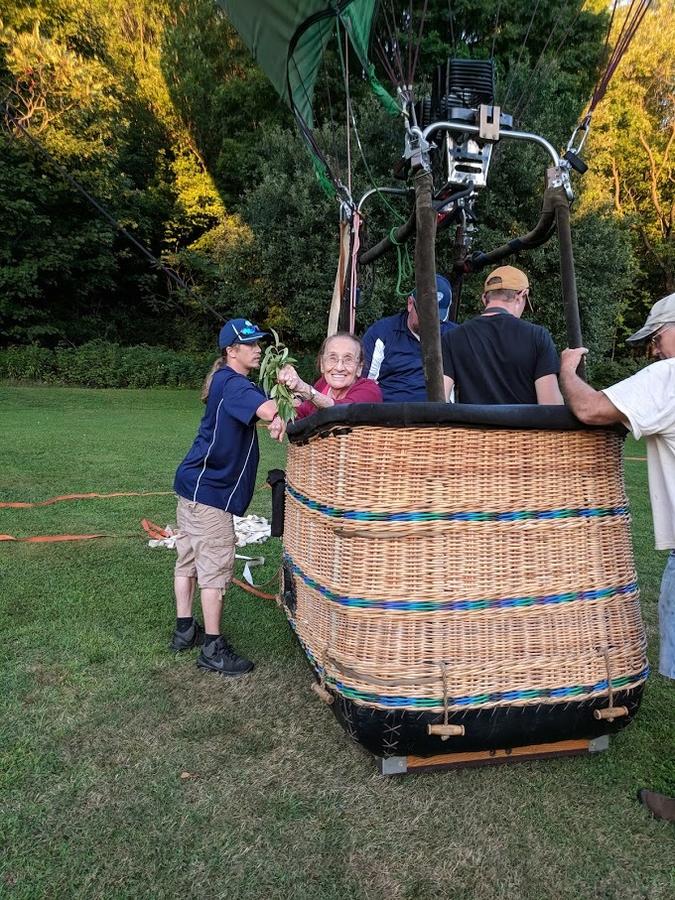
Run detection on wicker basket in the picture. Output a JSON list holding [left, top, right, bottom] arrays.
[[282, 404, 648, 755]]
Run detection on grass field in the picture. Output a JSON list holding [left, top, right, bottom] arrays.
[[1, 384, 673, 900]]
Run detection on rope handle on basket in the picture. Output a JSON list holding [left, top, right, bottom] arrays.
[[311, 683, 334, 705], [427, 662, 465, 740], [593, 648, 628, 722], [311, 644, 334, 706]]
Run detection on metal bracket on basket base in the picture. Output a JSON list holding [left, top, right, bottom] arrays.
[[376, 735, 610, 776]]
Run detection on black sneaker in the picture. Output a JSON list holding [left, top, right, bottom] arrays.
[[169, 619, 204, 652], [196, 636, 254, 676]]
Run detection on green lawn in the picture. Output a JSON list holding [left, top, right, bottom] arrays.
[[1, 384, 673, 900]]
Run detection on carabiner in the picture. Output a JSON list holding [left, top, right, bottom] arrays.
[[566, 114, 592, 156]]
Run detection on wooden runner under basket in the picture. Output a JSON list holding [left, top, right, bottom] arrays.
[[283, 408, 648, 736]]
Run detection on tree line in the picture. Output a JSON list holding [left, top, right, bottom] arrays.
[[0, 0, 672, 378]]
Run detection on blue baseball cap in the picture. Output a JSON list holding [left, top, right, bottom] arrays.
[[218, 318, 269, 349], [411, 275, 453, 322]]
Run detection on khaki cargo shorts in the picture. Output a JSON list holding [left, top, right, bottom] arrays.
[[174, 496, 235, 590]]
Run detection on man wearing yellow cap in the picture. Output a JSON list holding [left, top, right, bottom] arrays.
[[441, 265, 564, 405]]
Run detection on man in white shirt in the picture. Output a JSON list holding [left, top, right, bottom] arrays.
[[559, 292, 675, 823]]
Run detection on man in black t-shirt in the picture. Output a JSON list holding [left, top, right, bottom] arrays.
[[442, 265, 564, 405]]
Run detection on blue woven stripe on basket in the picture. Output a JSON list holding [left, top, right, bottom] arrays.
[[330, 667, 650, 708], [285, 618, 650, 708], [286, 484, 629, 524], [286, 556, 638, 613]]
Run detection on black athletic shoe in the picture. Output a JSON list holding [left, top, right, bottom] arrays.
[[169, 619, 204, 652], [196, 636, 254, 676]]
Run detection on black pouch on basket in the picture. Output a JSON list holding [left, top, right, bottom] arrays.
[[266, 469, 286, 537]]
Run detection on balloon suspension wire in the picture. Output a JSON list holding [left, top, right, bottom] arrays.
[[344, 23, 352, 198], [511, 0, 586, 122], [502, 0, 544, 109], [287, 14, 353, 203], [588, 0, 652, 113], [406, 2, 413, 92], [320, 20, 342, 179], [336, 19, 408, 225], [490, 0, 502, 60], [408, 0, 429, 88], [375, 0, 407, 88], [514, 0, 651, 128], [375, 0, 429, 89], [446, 0, 456, 55], [2, 99, 223, 321], [337, 14, 411, 326], [339, 19, 357, 328]]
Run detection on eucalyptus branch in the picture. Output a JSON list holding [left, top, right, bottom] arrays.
[[259, 329, 298, 422]]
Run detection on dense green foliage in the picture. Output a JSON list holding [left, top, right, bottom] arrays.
[[0, 0, 256, 349], [0, 339, 318, 388], [579, 1, 674, 341], [0, 0, 671, 362], [0, 340, 214, 386]]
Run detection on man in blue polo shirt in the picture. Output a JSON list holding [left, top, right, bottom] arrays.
[[171, 318, 285, 677], [362, 275, 456, 402]]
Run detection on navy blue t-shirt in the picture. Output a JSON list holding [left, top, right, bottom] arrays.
[[441, 309, 560, 404], [362, 311, 457, 402], [174, 367, 266, 515]]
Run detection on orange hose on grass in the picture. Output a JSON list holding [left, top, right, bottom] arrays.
[[2, 515, 279, 601], [0, 490, 173, 509], [141, 519, 170, 540]]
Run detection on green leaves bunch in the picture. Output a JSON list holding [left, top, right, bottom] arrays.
[[258, 329, 298, 422]]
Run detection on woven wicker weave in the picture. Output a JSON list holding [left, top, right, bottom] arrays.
[[284, 422, 647, 715]]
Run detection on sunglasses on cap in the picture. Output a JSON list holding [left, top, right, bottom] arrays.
[[233, 324, 258, 339]]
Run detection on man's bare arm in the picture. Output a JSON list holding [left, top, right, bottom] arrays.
[[443, 374, 455, 402], [256, 399, 286, 442], [559, 348, 628, 426], [534, 373, 564, 405], [256, 399, 278, 422]]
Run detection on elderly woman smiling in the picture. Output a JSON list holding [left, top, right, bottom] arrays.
[[277, 332, 382, 419]]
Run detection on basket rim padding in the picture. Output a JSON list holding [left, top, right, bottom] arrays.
[[286, 402, 626, 443]]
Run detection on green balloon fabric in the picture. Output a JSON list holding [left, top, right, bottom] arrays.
[[217, 0, 397, 128]]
